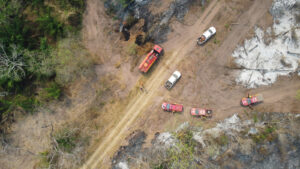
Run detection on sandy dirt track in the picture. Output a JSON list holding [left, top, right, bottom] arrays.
[[81, 0, 300, 168]]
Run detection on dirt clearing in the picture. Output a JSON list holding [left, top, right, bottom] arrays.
[[82, 0, 222, 168], [80, 0, 300, 168]]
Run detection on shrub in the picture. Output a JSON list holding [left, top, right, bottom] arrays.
[[0, 44, 26, 82], [15, 95, 39, 112], [68, 12, 82, 27], [127, 43, 137, 56], [120, 0, 135, 8], [54, 128, 79, 152], [177, 130, 194, 146], [37, 125, 89, 168], [153, 130, 199, 169], [42, 83, 61, 101], [0, 1, 28, 47], [0, 99, 13, 116], [153, 163, 167, 169], [25, 49, 55, 80], [152, 130, 199, 169], [125, 14, 137, 28], [213, 38, 220, 44], [216, 134, 228, 146], [166, 142, 198, 169], [252, 125, 276, 143], [69, 0, 85, 9], [36, 11, 64, 39], [30, 0, 45, 8], [253, 113, 258, 123], [225, 23, 230, 30], [37, 150, 50, 168], [58, 0, 86, 10]]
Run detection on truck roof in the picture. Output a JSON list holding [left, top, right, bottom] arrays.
[[203, 27, 214, 38], [153, 45, 163, 53], [168, 71, 181, 83]]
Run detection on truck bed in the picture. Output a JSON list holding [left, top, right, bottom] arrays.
[[255, 94, 264, 102]]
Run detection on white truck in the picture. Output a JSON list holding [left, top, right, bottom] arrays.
[[165, 71, 181, 90], [197, 27, 216, 45]]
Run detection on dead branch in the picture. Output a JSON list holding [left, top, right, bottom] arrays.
[[249, 45, 258, 53], [0, 44, 26, 81], [243, 44, 248, 56]]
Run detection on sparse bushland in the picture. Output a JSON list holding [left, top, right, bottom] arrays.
[[52, 37, 94, 86], [38, 82, 61, 102], [152, 130, 200, 169], [143, 113, 291, 169], [127, 43, 138, 56], [54, 127, 80, 153], [251, 125, 276, 143], [0, 0, 90, 131], [36, 126, 89, 169]]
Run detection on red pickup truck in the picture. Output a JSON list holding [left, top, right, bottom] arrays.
[[161, 102, 183, 112], [138, 45, 163, 73]]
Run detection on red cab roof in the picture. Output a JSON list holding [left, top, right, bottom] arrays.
[[153, 45, 163, 53]]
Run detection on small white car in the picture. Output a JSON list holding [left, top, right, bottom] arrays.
[[165, 71, 181, 90], [197, 27, 216, 45]]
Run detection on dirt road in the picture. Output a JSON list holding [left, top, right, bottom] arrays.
[[81, 0, 300, 168]]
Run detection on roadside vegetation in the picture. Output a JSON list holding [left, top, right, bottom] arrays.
[[251, 125, 277, 143], [152, 130, 200, 169], [37, 126, 89, 168], [0, 0, 90, 132]]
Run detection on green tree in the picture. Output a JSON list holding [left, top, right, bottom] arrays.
[[36, 11, 64, 39]]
